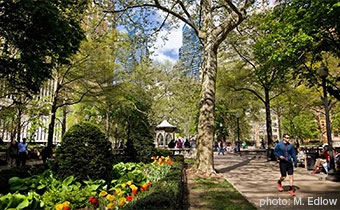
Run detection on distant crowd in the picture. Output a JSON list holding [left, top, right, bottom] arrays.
[[167, 138, 195, 149]]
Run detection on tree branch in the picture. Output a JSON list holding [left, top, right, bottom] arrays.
[[104, 1, 199, 36], [230, 43, 256, 70], [232, 87, 265, 103]]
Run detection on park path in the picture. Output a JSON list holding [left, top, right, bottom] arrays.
[[0, 159, 43, 171], [214, 153, 340, 210]]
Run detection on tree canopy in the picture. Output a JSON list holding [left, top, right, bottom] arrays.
[[0, 0, 88, 96]]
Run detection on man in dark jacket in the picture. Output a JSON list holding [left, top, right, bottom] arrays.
[[274, 134, 297, 196]]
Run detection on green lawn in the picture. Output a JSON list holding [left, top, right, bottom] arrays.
[[188, 176, 257, 210]]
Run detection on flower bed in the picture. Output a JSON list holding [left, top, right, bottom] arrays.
[[0, 156, 184, 210]]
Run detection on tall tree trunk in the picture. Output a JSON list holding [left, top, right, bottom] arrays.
[[106, 107, 110, 138], [48, 84, 59, 148], [264, 88, 273, 148], [193, 33, 218, 175], [277, 106, 282, 139], [16, 107, 22, 142], [62, 105, 67, 137]]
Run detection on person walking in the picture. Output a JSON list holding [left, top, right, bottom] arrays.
[[218, 140, 224, 155], [274, 134, 297, 196], [18, 138, 28, 166], [7, 140, 18, 168]]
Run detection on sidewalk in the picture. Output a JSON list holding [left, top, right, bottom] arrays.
[[214, 153, 340, 210], [0, 159, 43, 171]]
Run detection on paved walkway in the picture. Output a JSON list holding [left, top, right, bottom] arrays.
[[0, 159, 43, 171], [214, 153, 340, 210]]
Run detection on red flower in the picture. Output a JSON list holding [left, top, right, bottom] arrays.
[[143, 186, 148, 191], [91, 197, 98, 206], [132, 189, 137, 195], [64, 207, 71, 210], [140, 187, 144, 191], [89, 196, 94, 202], [147, 182, 152, 186], [126, 196, 133, 202]]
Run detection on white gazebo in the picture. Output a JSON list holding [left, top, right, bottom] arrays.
[[155, 120, 177, 148]]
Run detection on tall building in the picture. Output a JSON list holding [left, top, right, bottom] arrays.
[[113, 13, 150, 85], [178, 24, 203, 81], [0, 80, 62, 144], [250, 109, 280, 147]]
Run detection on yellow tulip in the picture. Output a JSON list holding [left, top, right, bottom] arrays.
[[122, 183, 126, 188], [55, 204, 64, 210], [108, 203, 116, 209], [119, 197, 126, 206], [118, 192, 123, 196], [100, 190, 108, 196], [157, 167, 161, 170], [62, 201, 70, 207], [130, 184, 137, 189], [115, 188, 121, 194], [127, 181, 132, 186], [107, 194, 116, 202]]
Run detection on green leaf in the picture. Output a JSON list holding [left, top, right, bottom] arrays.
[[62, 176, 75, 186], [8, 177, 21, 185], [16, 199, 29, 209]]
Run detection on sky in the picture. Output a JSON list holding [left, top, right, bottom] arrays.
[[150, 22, 184, 64]]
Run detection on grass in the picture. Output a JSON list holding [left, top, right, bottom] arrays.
[[188, 176, 257, 210]]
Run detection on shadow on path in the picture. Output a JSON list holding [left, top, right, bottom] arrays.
[[216, 156, 255, 173]]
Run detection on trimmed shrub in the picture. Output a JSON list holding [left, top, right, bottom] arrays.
[[153, 148, 173, 158], [123, 156, 184, 210], [54, 122, 114, 181]]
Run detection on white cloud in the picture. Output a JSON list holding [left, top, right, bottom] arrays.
[[150, 21, 184, 64]]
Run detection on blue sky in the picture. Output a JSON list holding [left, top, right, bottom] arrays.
[[149, 11, 184, 63]]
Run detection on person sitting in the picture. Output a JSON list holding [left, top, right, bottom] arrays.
[[312, 149, 329, 174], [335, 151, 340, 171], [296, 148, 305, 167]]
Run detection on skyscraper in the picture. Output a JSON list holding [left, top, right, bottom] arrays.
[[179, 23, 203, 80]]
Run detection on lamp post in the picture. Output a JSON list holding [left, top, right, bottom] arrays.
[[114, 123, 118, 149], [318, 63, 340, 181], [220, 122, 223, 141], [236, 112, 240, 153]]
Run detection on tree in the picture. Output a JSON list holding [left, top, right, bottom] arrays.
[[105, 0, 257, 175], [0, 0, 88, 96], [263, 0, 340, 100], [219, 10, 305, 147], [273, 85, 320, 143]]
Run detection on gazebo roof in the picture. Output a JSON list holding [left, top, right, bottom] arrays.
[[156, 120, 176, 129]]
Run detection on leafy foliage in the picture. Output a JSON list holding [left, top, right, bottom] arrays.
[[54, 122, 114, 181], [123, 160, 183, 210], [0, 0, 88, 95], [0, 164, 48, 195], [0, 192, 43, 210]]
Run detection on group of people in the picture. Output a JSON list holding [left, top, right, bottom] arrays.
[[168, 138, 192, 149], [215, 140, 247, 155], [7, 138, 28, 168]]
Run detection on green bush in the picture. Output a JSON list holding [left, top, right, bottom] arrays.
[[153, 148, 173, 158], [54, 122, 114, 181], [123, 160, 183, 210]]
